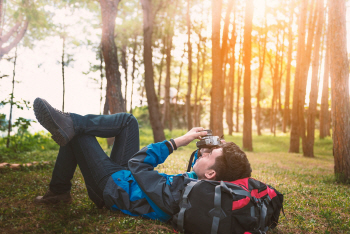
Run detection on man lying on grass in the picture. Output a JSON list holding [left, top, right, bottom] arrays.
[[33, 97, 252, 222]]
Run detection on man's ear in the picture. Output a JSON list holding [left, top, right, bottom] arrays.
[[205, 169, 216, 180]]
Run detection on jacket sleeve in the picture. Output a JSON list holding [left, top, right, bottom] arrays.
[[128, 140, 183, 220]]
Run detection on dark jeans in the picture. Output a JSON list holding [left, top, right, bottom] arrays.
[[49, 113, 140, 207]]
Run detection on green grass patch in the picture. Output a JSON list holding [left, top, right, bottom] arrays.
[[0, 129, 348, 233]]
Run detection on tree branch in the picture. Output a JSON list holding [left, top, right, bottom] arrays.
[[0, 20, 28, 58], [0, 22, 21, 45]]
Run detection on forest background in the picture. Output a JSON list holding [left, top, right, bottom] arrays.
[[1, 0, 350, 233]]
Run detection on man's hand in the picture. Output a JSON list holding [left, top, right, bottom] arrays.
[[173, 127, 208, 148]]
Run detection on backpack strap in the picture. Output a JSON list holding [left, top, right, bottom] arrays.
[[211, 181, 252, 234], [177, 181, 197, 232], [186, 150, 198, 172], [210, 182, 224, 234]]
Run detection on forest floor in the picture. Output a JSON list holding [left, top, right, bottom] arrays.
[[1, 129, 349, 234]]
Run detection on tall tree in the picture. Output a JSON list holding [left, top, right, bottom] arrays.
[[299, 0, 318, 154], [319, 25, 331, 138], [121, 45, 128, 110], [304, 0, 324, 157], [186, 0, 193, 130], [255, 5, 267, 136], [329, 0, 350, 182], [61, 34, 66, 112], [194, 37, 201, 128], [162, 1, 178, 130], [282, 0, 294, 133], [140, 0, 166, 142], [210, 0, 223, 135], [289, 0, 308, 153], [242, 0, 254, 151], [162, 34, 173, 130], [6, 46, 17, 148], [130, 35, 138, 114], [236, 32, 244, 133], [210, 0, 234, 136], [226, 0, 237, 136], [100, 0, 125, 113]]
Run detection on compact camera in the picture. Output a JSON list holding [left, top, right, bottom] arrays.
[[196, 129, 223, 149]]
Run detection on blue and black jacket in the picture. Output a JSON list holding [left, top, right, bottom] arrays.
[[103, 140, 199, 222]]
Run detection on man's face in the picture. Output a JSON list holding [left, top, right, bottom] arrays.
[[193, 147, 223, 180]]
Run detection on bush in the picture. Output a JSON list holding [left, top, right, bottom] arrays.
[[0, 131, 59, 161]]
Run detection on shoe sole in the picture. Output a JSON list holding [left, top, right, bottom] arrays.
[[33, 98, 69, 146]]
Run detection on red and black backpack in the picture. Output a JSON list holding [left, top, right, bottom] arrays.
[[172, 178, 284, 234]]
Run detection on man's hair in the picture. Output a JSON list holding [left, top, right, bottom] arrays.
[[210, 142, 252, 181]]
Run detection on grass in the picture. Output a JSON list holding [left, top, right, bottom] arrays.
[[1, 129, 349, 233]]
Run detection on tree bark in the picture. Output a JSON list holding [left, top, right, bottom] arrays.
[[99, 43, 104, 115], [319, 37, 330, 138], [304, 0, 324, 157], [121, 45, 128, 110], [198, 38, 207, 127], [283, 0, 294, 133], [242, 0, 254, 151], [174, 45, 186, 115], [194, 40, 201, 127], [186, 0, 193, 130], [300, 0, 318, 154], [6, 46, 17, 148], [210, 0, 224, 135], [256, 13, 267, 136], [61, 36, 66, 112], [289, 0, 308, 153], [157, 50, 165, 98], [100, 0, 125, 114], [329, 0, 350, 182], [130, 36, 137, 114], [140, 0, 166, 142], [163, 34, 173, 130], [226, 4, 237, 136], [236, 34, 244, 133]]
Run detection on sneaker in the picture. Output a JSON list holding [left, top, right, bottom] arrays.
[[33, 98, 75, 146], [34, 190, 72, 204]]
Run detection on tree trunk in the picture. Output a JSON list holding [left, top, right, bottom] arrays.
[[186, 0, 193, 130], [236, 34, 244, 133], [6, 46, 17, 148], [194, 40, 201, 127], [163, 34, 173, 130], [304, 0, 324, 157], [130, 36, 137, 114], [99, 43, 104, 115], [283, 0, 294, 133], [319, 26, 330, 138], [157, 51, 165, 98], [289, 0, 308, 153], [174, 44, 186, 115], [226, 6, 237, 136], [210, 0, 223, 135], [242, 0, 254, 151], [121, 45, 128, 111], [256, 13, 267, 136], [329, 0, 350, 182], [61, 36, 65, 112], [198, 38, 207, 127], [100, 0, 125, 114], [300, 0, 318, 154], [140, 0, 165, 142]]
